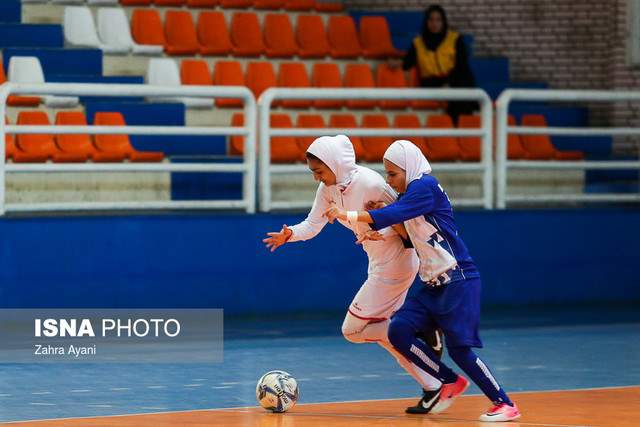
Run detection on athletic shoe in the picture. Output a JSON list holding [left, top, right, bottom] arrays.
[[479, 403, 521, 422], [405, 387, 441, 414], [430, 375, 469, 414]]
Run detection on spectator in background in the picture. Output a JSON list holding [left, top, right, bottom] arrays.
[[399, 4, 477, 124]]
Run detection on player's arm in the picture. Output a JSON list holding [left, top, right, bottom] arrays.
[[263, 186, 330, 252], [325, 182, 435, 230]]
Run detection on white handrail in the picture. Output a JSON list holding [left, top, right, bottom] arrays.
[[495, 89, 640, 209], [258, 88, 493, 212], [0, 83, 257, 214]]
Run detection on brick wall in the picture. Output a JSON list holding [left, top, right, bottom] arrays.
[[347, 0, 640, 153]]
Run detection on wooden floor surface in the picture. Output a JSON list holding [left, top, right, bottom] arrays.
[[4, 386, 638, 427]]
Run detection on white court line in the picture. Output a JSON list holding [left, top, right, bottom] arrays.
[[3, 384, 637, 425], [0, 394, 13, 397], [28, 403, 56, 406], [146, 386, 167, 390], [361, 374, 380, 378], [69, 389, 91, 393], [31, 392, 52, 396], [395, 372, 410, 376], [87, 404, 113, 408], [183, 384, 203, 388], [219, 382, 240, 385], [192, 378, 207, 382], [139, 407, 169, 411], [211, 386, 232, 390], [109, 388, 130, 392], [325, 376, 347, 380]]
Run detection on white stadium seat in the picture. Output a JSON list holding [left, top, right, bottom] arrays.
[[97, 8, 163, 56], [146, 59, 212, 109], [7, 57, 79, 108], [64, 6, 128, 54]]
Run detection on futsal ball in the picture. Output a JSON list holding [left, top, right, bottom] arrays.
[[256, 370, 299, 413]]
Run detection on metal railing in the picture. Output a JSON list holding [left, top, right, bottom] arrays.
[[495, 89, 640, 209], [0, 83, 257, 214], [258, 88, 493, 212]]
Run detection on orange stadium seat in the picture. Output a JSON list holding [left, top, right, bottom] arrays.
[[329, 114, 369, 162], [229, 113, 303, 163], [315, 1, 343, 12], [393, 114, 429, 155], [120, 0, 151, 5], [93, 112, 164, 162], [5, 117, 17, 161], [164, 11, 200, 55], [327, 16, 361, 58], [344, 63, 376, 109], [187, 0, 218, 6], [1, 60, 40, 107], [359, 16, 399, 59], [55, 112, 124, 162], [457, 114, 481, 162], [285, 0, 314, 11], [231, 12, 265, 57], [264, 14, 298, 58], [181, 59, 213, 85], [131, 9, 166, 47], [361, 114, 392, 162], [254, 0, 284, 9], [425, 114, 461, 162], [14, 111, 86, 163], [197, 12, 232, 55], [376, 63, 408, 109], [296, 114, 325, 152], [296, 15, 330, 58], [506, 115, 526, 159], [520, 114, 584, 160], [278, 62, 312, 108], [155, 0, 185, 6], [246, 61, 277, 100], [220, 0, 252, 7], [213, 61, 244, 107], [311, 63, 343, 109]]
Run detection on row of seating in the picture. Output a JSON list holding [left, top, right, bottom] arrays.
[[5, 111, 164, 163], [229, 113, 584, 163], [150, 59, 439, 109], [120, 0, 343, 11], [65, 7, 397, 58]]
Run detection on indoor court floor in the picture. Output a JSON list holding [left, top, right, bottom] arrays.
[[1, 305, 639, 426]]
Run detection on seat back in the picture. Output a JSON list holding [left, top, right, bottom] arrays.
[[520, 114, 556, 159], [131, 9, 166, 46], [296, 114, 325, 152], [63, 6, 101, 47], [393, 114, 428, 153], [457, 114, 481, 161], [16, 111, 56, 154], [230, 12, 264, 55], [425, 114, 460, 161], [344, 63, 375, 109], [264, 14, 298, 57], [213, 61, 244, 107], [311, 63, 343, 108], [327, 16, 361, 57], [164, 10, 199, 51], [506, 115, 526, 159], [181, 59, 213, 85], [376, 63, 408, 109], [8, 56, 45, 84], [147, 58, 180, 86], [359, 16, 396, 58], [279, 62, 310, 108], [328, 114, 368, 161], [246, 61, 277, 99], [55, 111, 93, 152], [296, 15, 329, 58], [361, 114, 392, 162], [97, 8, 134, 48], [197, 11, 231, 54], [93, 112, 134, 153]]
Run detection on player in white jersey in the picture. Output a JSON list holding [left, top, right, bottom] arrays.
[[263, 135, 443, 412]]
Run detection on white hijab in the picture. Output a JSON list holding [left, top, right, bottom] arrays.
[[307, 135, 358, 189], [383, 140, 432, 187]]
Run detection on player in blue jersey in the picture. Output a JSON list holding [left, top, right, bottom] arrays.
[[325, 140, 521, 422]]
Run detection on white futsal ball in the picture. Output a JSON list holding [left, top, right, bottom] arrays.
[[256, 370, 299, 413]]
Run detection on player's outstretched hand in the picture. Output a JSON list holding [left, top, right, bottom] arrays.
[[263, 224, 292, 252], [356, 230, 385, 245], [365, 200, 386, 211], [324, 203, 345, 224]]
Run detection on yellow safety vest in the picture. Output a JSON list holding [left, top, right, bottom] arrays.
[[414, 31, 459, 79]]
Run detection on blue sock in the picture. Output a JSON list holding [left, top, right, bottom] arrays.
[[388, 316, 458, 384], [448, 346, 513, 406]]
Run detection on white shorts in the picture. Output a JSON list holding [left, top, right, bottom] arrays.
[[347, 272, 416, 321]]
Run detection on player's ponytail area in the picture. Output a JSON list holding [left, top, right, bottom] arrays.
[[0, 211, 639, 426]]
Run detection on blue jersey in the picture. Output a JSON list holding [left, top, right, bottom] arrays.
[[369, 174, 479, 283]]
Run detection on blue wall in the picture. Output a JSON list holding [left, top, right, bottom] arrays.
[[0, 209, 638, 314]]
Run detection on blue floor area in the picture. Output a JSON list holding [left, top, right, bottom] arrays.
[[0, 305, 639, 422]]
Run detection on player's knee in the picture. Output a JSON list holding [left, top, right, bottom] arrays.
[[387, 316, 413, 350], [447, 346, 474, 364]]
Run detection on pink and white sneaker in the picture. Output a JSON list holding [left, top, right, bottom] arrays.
[[479, 402, 521, 422], [430, 375, 469, 414]]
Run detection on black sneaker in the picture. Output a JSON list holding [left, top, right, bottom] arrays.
[[405, 387, 442, 414]]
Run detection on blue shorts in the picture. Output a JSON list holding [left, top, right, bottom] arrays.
[[392, 277, 483, 348]]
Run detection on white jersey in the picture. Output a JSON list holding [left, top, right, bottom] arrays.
[[289, 166, 418, 282]]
